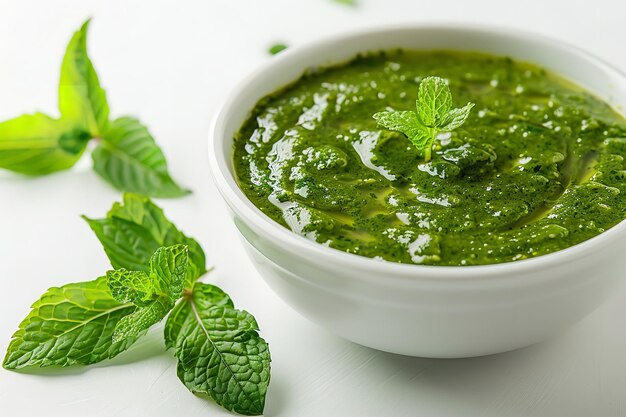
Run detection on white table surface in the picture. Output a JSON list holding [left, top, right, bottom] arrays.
[[2, 1, 626, 416]]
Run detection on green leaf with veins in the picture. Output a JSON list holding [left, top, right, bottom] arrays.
[[441, 102, 475, 130], [164, 283, 271, 416], [106, 245, 188, 342], [0, 113, 90, 175], [2, 277, 136, 369], [113, 297, 173, 342], [416, 76, 452, 127], [92, 116, 190, 197], [164, 284, 233, 350], [107, 270, 158, 307], [59, 19, 110, 137], [372, 111, 424, 139], [373, 75, 474, 162], [83, 193, 206, 286]]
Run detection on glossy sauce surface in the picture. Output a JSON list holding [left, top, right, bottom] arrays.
[[234, 51, 626, 266]]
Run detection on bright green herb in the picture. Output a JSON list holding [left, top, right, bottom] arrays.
[[0, 19, 188, 198], [107, 244, 188, 341], [3, 244, 185, 369], [3, 194, 270, 416], [83, 193, 206, 285], [2, 277, 136, 368], [165, 284, 271, 416], [373, 76, 474, 161], [59, 18, 110, 138], [269, 43, 288, 55]]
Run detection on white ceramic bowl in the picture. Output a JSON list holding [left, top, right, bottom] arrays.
[[209, 24, 626, 358]]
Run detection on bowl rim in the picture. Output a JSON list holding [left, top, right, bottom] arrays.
[[209, 22, 626, 282]]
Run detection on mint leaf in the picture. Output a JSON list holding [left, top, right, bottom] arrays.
[[416, 76, 452, 128], [92, 116, 190, 197], [83, 193, 206, 285], [164, 284, 233, 349], [164, 283, 271, 416], [114, 297, 173, 342], [0, 113, 89, 175], [107, 270, 158, 307], [59, 19, 110, 137], [148, 244, 188, 299], [372, 110, 427, 142], [268, 43, 288, 55], [0, 19, 190, 198], [441, 102, 475, 130], [3, 277, 136, 369], [106, 244, 187, 343], [373, 75, 473, 161]]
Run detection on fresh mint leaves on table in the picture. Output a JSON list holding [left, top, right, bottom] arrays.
[[373, 75, 474, 161], [268, 43, 288, 55], [0, 19, 189, 198], [3, 193, 271, 416]]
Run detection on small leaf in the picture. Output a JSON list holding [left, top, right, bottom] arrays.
[[59, 19, 110, 137], [107, 269, 156, 307], [416, 76, 452, 128], [373, 76, 474, 162], [268, 43, 288, 55], [149, 244, 188, 300], [164, 284, 233, 349], [0, 113, 89, 175], [3, 277, 136, 369], [92, 116, 190, 197], [373, 110, 423, 140], [83, 193, 207, 285], [113, 297, 173, 342], [165, 283, 270, 416], [107, 245, 188, 343], [441, 102, 475, 131]]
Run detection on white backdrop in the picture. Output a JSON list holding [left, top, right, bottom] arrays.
[[1, 1, 626, 416]]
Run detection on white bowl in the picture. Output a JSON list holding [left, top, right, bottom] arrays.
[[209, 24, 626, 358]]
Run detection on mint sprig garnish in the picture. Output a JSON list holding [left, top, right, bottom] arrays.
[[0, 19, 189, 197], [373, 76, 474, 161], [3, 194, 270, 416]]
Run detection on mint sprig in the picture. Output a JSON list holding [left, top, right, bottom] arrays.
[[3, 194, 270, 416], [0, 19, 189, 197], [2, 245, 187, 370], [373, 76, 474, 161]]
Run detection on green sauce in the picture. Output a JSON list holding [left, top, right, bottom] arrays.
[[233, 51, 626, 266]]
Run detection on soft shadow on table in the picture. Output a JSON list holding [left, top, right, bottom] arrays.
[[351, 319, 610, 416], [263, 302, 625, 417]]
